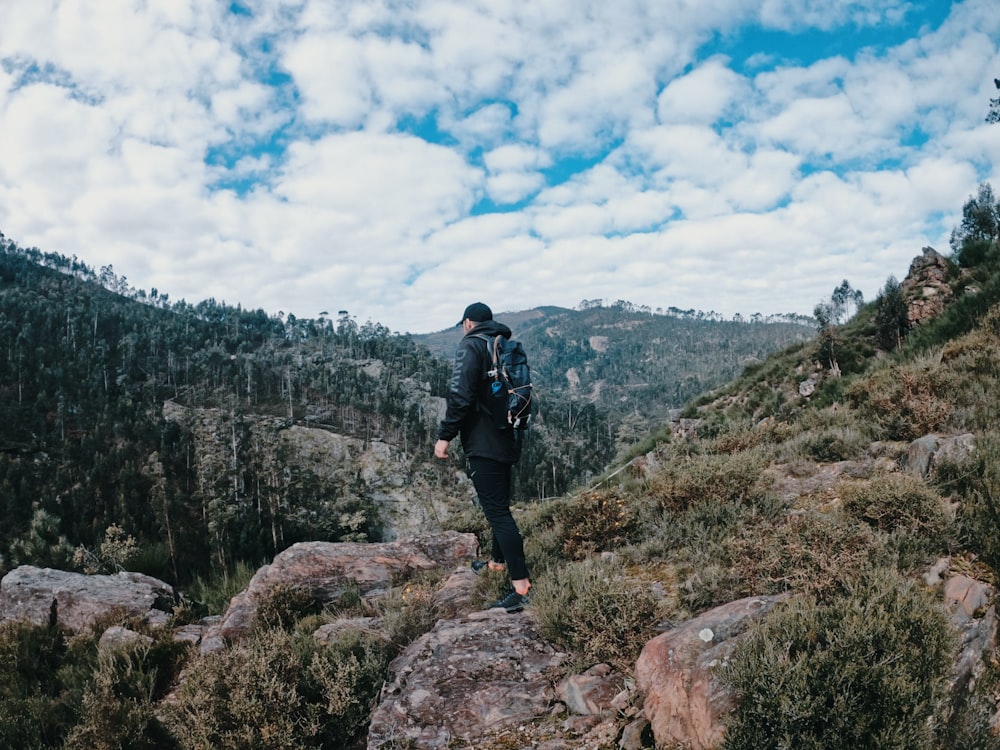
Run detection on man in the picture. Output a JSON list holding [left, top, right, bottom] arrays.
[[434, 302, 531, 613]]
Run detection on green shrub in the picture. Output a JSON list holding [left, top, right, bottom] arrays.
[[840, 474, 952, 569], [787, 424, 869, 462], [529, 488, 642, 561], [0, 621, 95, 749], [253, 583, 321, 632], [706, 416, 796, 454], [667, 504, 891, 611], [532, 556, 657, 672], [647, 446, 772, 513], [164, 626, 390, 750], [776, 405, 874, 462], [935, 432, 1000, 574], [723, 568, 955, 750], [184, 560, 257, 617], [846, 355, 958, 441], [123, 541, 175, 581], [377, 577, 441, 649], [63, 633, 187, 750]]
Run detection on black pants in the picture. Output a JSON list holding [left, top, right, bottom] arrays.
[[468, 456, 529, 581]]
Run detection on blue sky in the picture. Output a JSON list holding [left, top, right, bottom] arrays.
[[1, 0, 998, 333]]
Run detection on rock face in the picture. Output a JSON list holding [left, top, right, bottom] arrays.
[[635, 594, 788, 750], [368, 609, 568, 749], [0, 566, 176, 632], [3, 523, 998, 748], [162, 400, 460, 541], [216, 531, 478, 643], [901, 433, 975, 479], [900, 246, 954, 327]]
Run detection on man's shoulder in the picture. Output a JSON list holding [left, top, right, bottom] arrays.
[[468, 321, 513, 339]]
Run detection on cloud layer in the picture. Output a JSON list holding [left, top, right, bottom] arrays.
[[1, 0, 998, 332]]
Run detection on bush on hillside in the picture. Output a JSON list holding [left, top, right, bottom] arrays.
[[252, 583, 322, 632], [183, 560, 256, 618], [707, 416, 795, 454], [846, 354, 958, 441], [722, 568, 955, 750], [164, 626, 390, 750], [935, 432, 1000, 575], [840, 474, 952, 569], [777, 404, 873, 463], [527, 488, 642, 561], [646, 446, 773, 513], [783, 422, 869, 462], [0, 621, 85, 749], [376, 576, 441, 649], [670, 504, 895, 611], [63, 633, 187, 750], [935, 314, 1000, 432], [532, 556, 657, 672]]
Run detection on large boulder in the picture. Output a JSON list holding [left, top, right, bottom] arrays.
[[901, 433, 975, 479], [0, 565, 176, 632], [635, 594, 787, 750], [216, 531, 478, 642], [900, 246, 954, 327], [936, 567, 998, 723], [367, 609, 568, 749]]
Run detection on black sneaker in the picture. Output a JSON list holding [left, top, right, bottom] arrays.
[[489, 589, 528, 613], [472, 560, 506, 574]]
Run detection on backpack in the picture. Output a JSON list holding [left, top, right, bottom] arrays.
[[475, 334, 535, 430]]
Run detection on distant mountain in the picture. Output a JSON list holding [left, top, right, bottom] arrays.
[[414, 302, 816, 427]]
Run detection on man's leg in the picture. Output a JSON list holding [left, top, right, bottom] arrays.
[[468, 457, 530, 592]]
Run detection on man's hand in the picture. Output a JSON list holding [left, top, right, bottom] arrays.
[[434, 439, 450, 459]]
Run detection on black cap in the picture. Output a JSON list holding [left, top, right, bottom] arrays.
[[457, 302, 492, 326]]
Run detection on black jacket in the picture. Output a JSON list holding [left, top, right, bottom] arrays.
[[437, 320, 520, 464]]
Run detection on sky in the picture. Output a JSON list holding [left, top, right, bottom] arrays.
[[1, 0, 998, 334]]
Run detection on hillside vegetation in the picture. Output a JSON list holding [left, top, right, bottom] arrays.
[[508, 183, 1000, 748], [1, 183, 1000, 748], [0, 231, 810, 588], [415, 301, 813, 430]]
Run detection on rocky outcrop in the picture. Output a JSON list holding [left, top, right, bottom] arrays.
[[929, 561, 999, 730], [900, 246, 954, 327], [635, 594, 788, 750], [162, 400, 462, 542], [215, 532, 478, 644], [0, 566, 176, 632], [368, 610, 568, 749], [901, 432, 975, 479], [3, 526, 998, 749]]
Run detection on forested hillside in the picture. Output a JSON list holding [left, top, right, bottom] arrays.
[[0, 234, 453, 583], [0, 231, 813, 588]]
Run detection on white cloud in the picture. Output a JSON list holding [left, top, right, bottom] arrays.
[[273, 131, 479, 234], [758, 94, 882, 161], [759, 0, 912, 32], [283, 33, 372, 127], [0, 0, 998, 335], [481, 144, 549, 203], [657, 58, 747, 125], [486, 172, 546, 205]]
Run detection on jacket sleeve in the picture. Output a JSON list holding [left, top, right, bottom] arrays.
[[437, 337, 481, 441]]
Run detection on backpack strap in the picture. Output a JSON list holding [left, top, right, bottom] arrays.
[[474, 333, 502, 380]]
